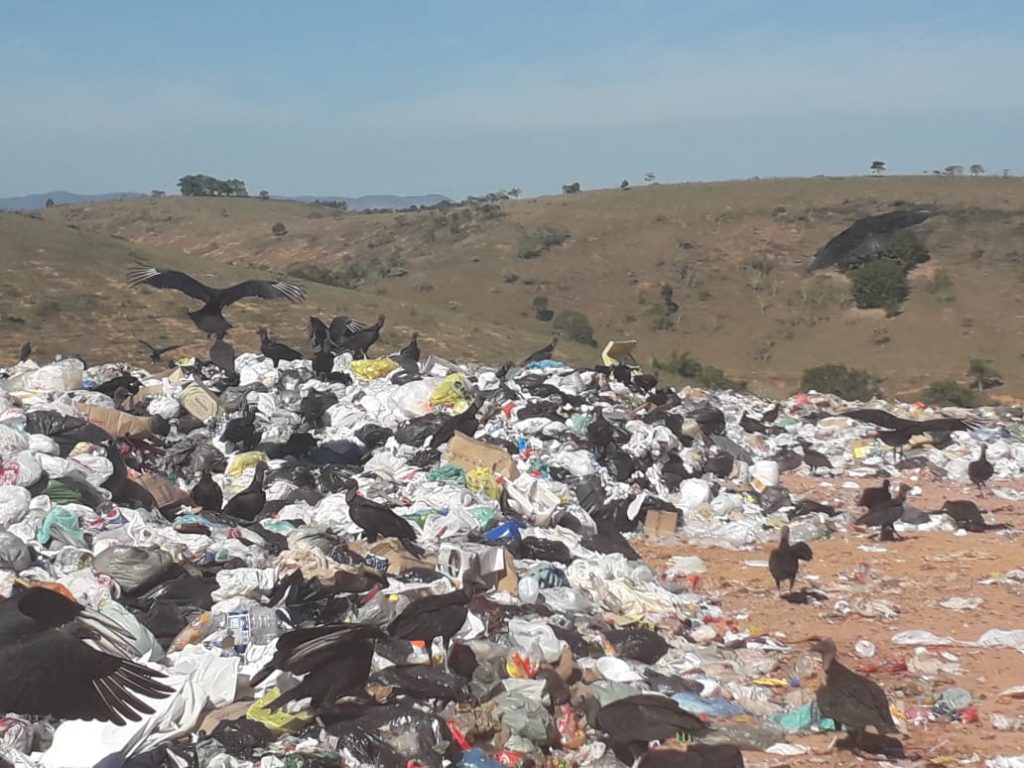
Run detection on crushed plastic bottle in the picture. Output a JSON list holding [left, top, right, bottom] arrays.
[[225, 606, 280, 653]]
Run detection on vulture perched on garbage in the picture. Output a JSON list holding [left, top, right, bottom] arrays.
[[387, 577, 484, 651], [857, 478, 891, 508], [810, 637, 897, 753], [335, 315, 385, 359], [126, 266, 306, 339], [258, 327, 302, 365], [0, 587, 172, 724], [931, 499, 1010, 532], [250, 623, 385, 711], [583, 693, 708, 764]]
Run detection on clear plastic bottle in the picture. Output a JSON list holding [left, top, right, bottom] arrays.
[[226, 607, 281, 652]]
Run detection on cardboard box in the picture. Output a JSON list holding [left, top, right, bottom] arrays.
[[437, 542, 518, 593], [126, 384, 165, 410], [644, 509, 680, 538], [445, 431, 519, 479], [179, 383, 224, 422], [75, 403, 156, 439]]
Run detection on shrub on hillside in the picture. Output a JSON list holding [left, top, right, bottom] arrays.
[[517, 226, 570, 259], [801, 363, 881, 401], [271, 222, 287, 236], [553, 310, 595, 346], [922, 379, 981, 408], [848, 259, 909, 310], [651, 351, 746, 391]]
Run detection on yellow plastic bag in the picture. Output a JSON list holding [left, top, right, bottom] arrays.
[[225, 451, 270, 478], [246, 687, 315, 733], [350, 358, 400, 381], [429, 373, 471, 411], [466, 467, 502, 500]]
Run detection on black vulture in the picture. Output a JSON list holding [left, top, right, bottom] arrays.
[[308, 316, 332, 352], [841, 408, 977, 435], [344, 481, 419, 546], [521, 337, 557, 366], [387, 578, 483, 651], [968, 445, 994, 493], [0, 587, 172, 724], [249, 623, 385, 711], [329, 315, 369, 347], [798, 440, 832, 475], [222, 462, 267, 521], [18, 342, 31, 362], [335, 315, 385, 359], [600, 626, 670, 664], [190, 470, 223, 512], [854, 484, 908, 541], [126, 266, 305, 339], [637, 745, 745, 768], [398, 332, 420, 363], [258, 327, 302, 365], [768, 526, 813, 593], [856, 479, 891, 508], [209, 338, 237, 376], [135, 338, 183, 365], [931, 499, 1010, 532], [808, 210, 931, 272], [810, 637, 897, 753], [587, 409, 615, 460], [583, 694, 708, 764]]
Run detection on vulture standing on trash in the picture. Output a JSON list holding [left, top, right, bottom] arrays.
[[798, 440, 832, 475], [19, 342, 32, 363], [429, 397, 483, 449], [854, 484, 909, 541], [968, 444, 994, 493], [398, 332, 420, 363], [344, 480, 419, 547], [768, 526, 814, 594], [335, 314, 385, 359], [222, 462, 267, 521], [258, 327, 303, 365], [126, 266, 306, 339], [190, 469, 223, 512], [387, 577, 484, 651], [583, 693, 708, 764], [209, 337, 236, 376], [810, 637, 897, 753], [521, 337, 557, 366], [0, 587, 173, 724], [249, 623, 385, 711]]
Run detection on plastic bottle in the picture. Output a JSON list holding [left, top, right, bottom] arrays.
[[226, 606, 281, 653]]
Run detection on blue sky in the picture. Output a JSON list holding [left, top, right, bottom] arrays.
[[2, 2, 1022, 198]]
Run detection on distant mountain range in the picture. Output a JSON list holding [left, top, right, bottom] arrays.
[[0, 191, 451, 212], [288, 194, 451, 210], [0, 191, 145, 210]]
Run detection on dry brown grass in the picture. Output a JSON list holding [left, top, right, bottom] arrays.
[[14, 176, 1024, 395]]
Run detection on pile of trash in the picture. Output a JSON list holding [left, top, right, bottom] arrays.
[[0, 347, 1020, 768]]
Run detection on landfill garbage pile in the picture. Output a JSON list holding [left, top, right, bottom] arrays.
[[0, 347, 1022, 768]]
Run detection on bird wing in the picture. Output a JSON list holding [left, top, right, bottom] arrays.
[[219, 280, 306, 307], [155, 343, 183, 356], [250, 623, 382, 685], [840, 409, 907, 430], [789, 541, 814, 561], [126, 267, 215, 302], [829, 663, 896, 729], [308, 317, 331, 350], [911, 417, 977, 434], [0, 631, 171, 726], [330, 315, 367, 341], [135, 338, 158, 354]]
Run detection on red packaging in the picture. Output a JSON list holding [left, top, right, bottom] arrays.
[[496, 750, 527, 767], [960, 706, 979, 723]]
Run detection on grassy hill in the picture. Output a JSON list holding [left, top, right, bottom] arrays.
[[0, 213, 571, 370], [14, 175, 1024, 397]]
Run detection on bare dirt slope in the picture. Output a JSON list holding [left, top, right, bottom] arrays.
[[34, 176, 1024, 396], [643, 474, 1024, 765]]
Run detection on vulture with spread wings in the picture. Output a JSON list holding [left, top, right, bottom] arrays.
[[126, 266, 306, 339]]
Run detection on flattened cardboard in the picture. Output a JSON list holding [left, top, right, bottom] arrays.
[[644, 509, 679, 538], [179, 383, 224, 422], [138, 472, 192, 509], [445, 431, 519, 479], [75, 403, 156, 439]]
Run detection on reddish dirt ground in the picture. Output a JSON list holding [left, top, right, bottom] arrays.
[[640, 474, 1024, 766]]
